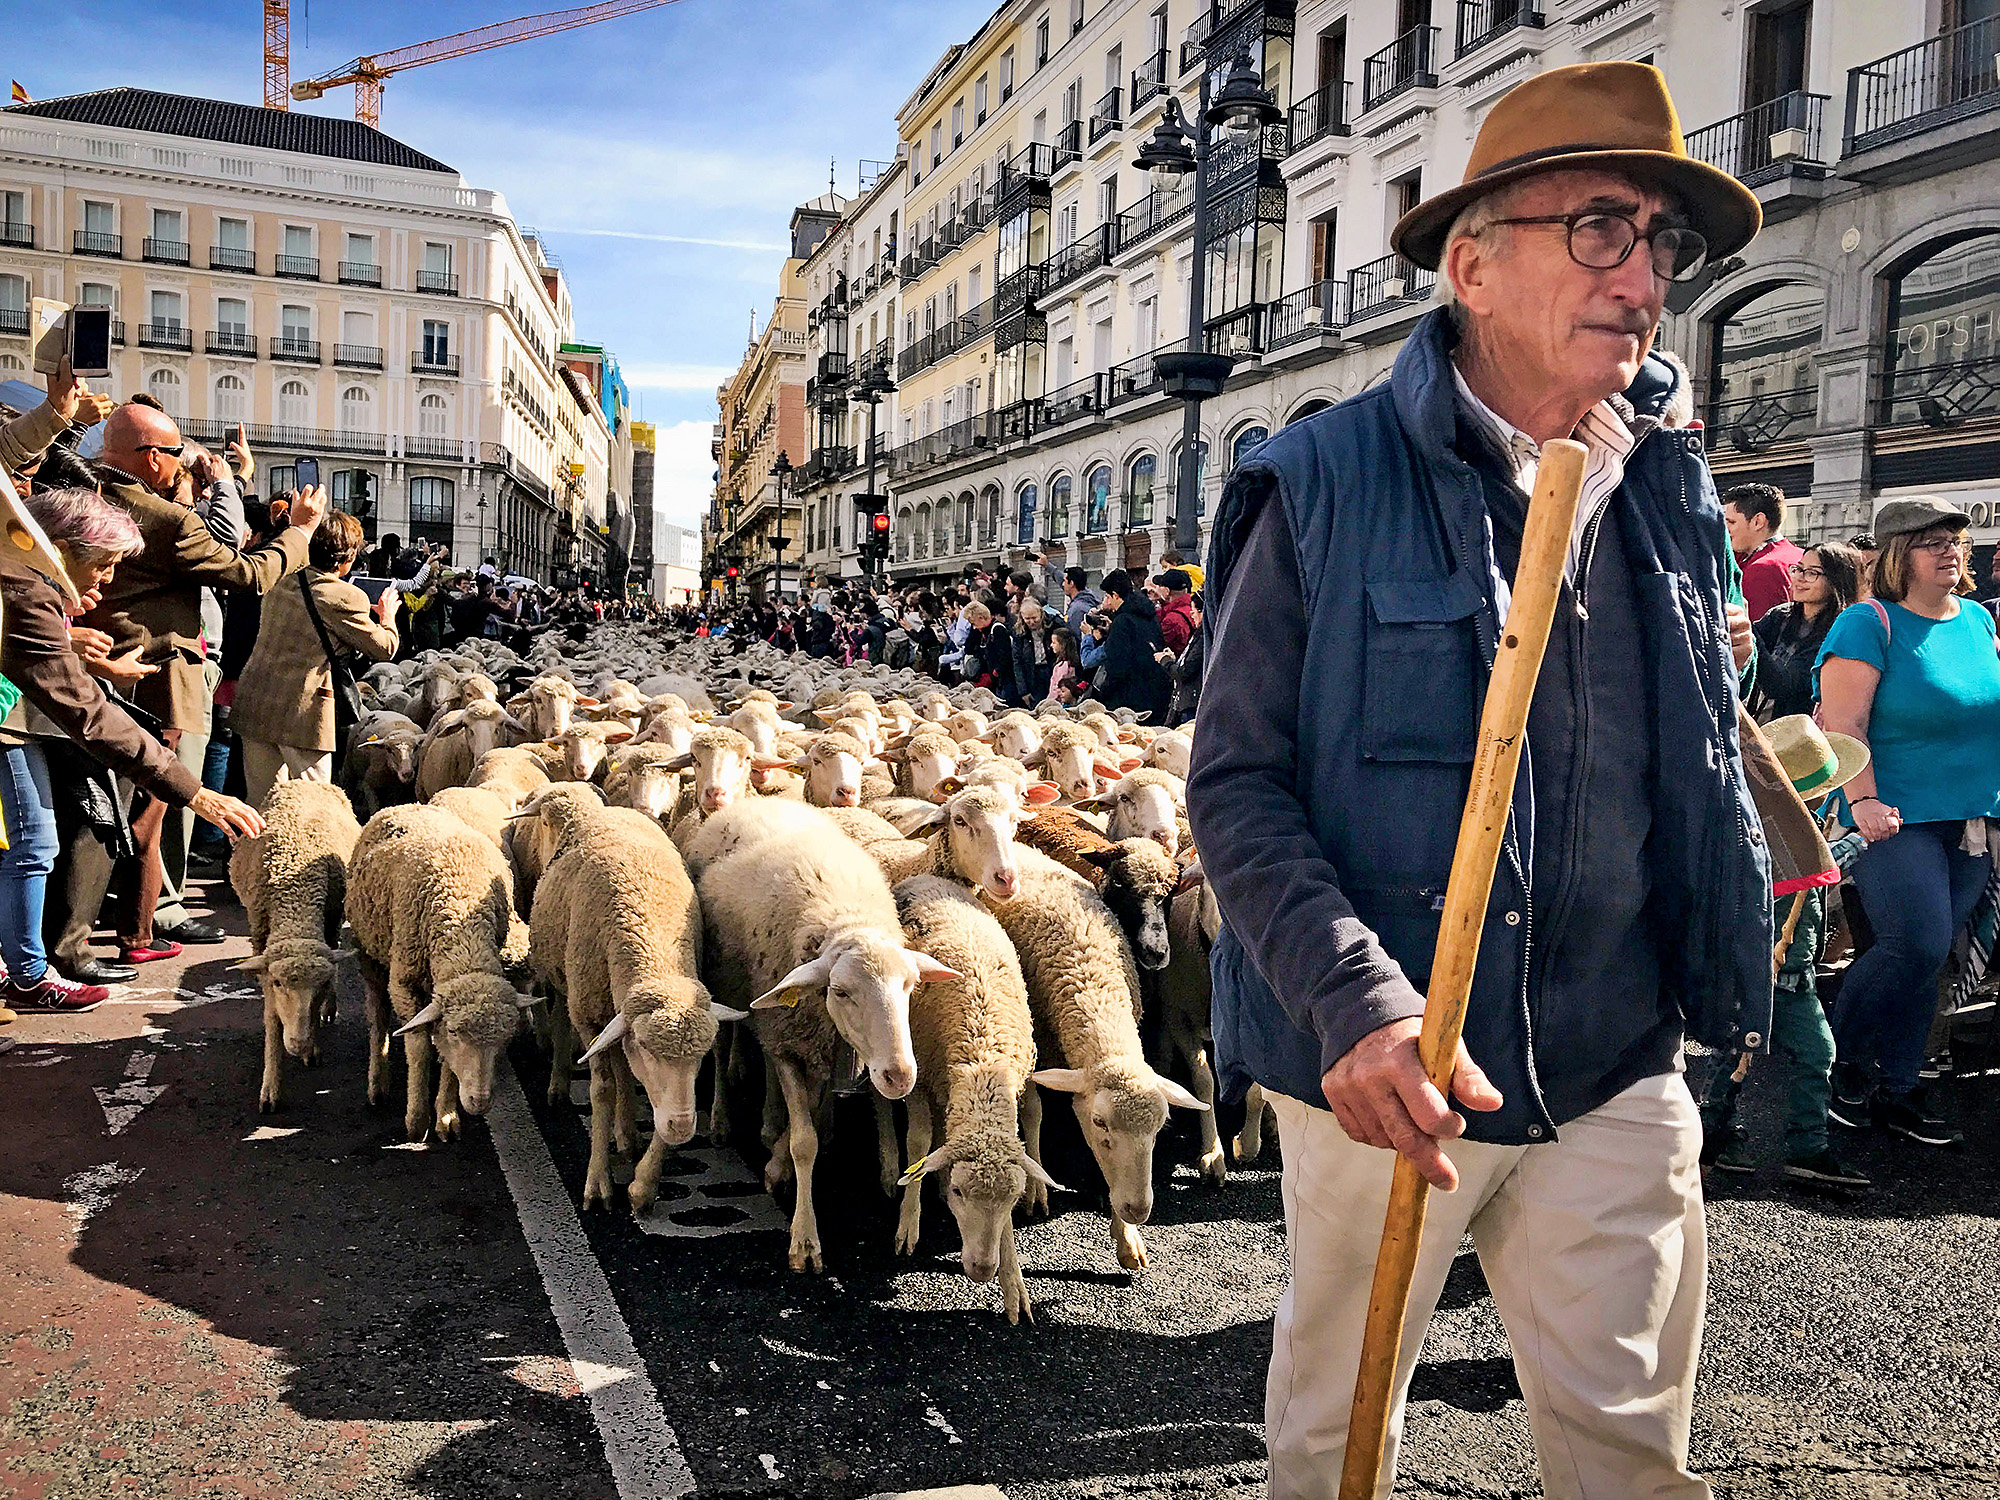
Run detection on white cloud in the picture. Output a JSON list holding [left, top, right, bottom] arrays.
[[651, 420, 718, 531], [543, 227, 786, 252], [622, 362, 738, 392]]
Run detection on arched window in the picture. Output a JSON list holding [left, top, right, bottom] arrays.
[[1881, 233, 2000, 427], [981, 484, 1002, 547], [278, 379, 310, 430], [408, 475, 455, 552], [418, 392, 449, 437], [1708, 281, 1823, 449], [915, 501, 932, 558], [1049, 474, 1072, 537], [896, 506, 913, 562], [1286, 398, 1333, 426], [340, 385, 372, 431], [0, 354, 22, 372], [1084, 464, 1112, 534], [1127, 453, 1157, 527], [1229, 424, 1269, 471], [146, 367, 183, 418], [1016, 481, 1038, 545], [1168, 440, 1209, 517], [213, 374, 247, 422], [956, 493, 974, 551], [933, 501, 951, 557]]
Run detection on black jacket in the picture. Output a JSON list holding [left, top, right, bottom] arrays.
[[1748, 601, 1833, 721], [1096, 591, 1170, 720], [1011, 622, 1054, 705]]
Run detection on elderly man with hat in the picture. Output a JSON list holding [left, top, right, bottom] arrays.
[[1187, 63, 1772, 1498]]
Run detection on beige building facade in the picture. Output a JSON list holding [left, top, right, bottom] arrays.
[[0, 88, 614, 583]]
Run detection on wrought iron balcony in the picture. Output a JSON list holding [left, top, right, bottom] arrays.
[[1205, 305, 1266, 360], [0, 221, 30, 250], [1000, 141, 1056, 195], [412, 350, 461, 375], [334, 343, 385, 369], [205, 329, 257, 357], [1454, 0, 1543, 60], [417, 270, 460, 295], [1090, 88, 1124, 144], [403, 435, 465, 460], [1709, 388, 1819, 452], [1347, 252, 1434, 318], [275, 254, 319, 279], [1132, 50, 1170, 109], [1054, 120, 1084, 170], [1265, 279, 1349, 349], [182, 416, 389, 458], [0, 307, 28, 336], [1108, 338, 1185, 405], [1362, 26, 1439, 113], [1043, 372, 1106, 427], [1878, 353, 2000, 429], [1844, 16, 2000, 155], [1045, 223, 1118, 294], [209, 244, 255, 272], [1687, 92, 1831, 186], [1289, 81, 1353, 151], [73, 230, 122, 257], [271, 336, 322, 363], [338, 260, 383, 286], [142, 237, 190, 265], [1116, 179, 1195, 251], [138, 321, 192, 351]]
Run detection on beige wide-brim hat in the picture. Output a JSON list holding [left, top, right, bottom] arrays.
[[1391, 61, 1762, 272], [1764, 715, 1870, 804]]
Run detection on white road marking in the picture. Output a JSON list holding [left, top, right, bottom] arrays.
[[94, 1027, 169, 1135], [243, 1125, 301, 1141], [759, 1455, 784, 1481], [488, 1057, 696, 1500], [922, 1400, 963, 1445], [63, 1162, 143, 1236]]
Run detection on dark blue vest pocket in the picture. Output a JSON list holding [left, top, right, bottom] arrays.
[[1361, 575, 1482, 763]]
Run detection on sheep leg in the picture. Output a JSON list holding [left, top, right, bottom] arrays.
[[999, 1221, 1032, 1326], [760, 1053, 787, 1153], [545, 998, 576, 1107], [361, 962, 391, 1108], [258, 996, 284, 1114], [1234, 1082, 1268, 1164], [584, 1051, 617, 1210], [894, 1093, 933, 1256], [623, 1050, 668, 1215], [1111, 1211, 1149, 1273], [434, 1062, 462, 1143], [707, 1030, 734, 1145], [1167, 1008, 1224, 1185], [402, 1028, 435, 1142], [773, 1058, 824, 1274], [875, 1094, 903, 1198], [1018, 1086, 1049, 1218], [612, 1053, 639, 1160]]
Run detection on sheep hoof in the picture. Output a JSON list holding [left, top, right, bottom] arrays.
[[1198, 1146, 1228, 1186], [404, 1115, 429, 1143], [546, 1076, 568, 1108], [584, 1168, 612, 1209], [629, 1181, 657, 1216], [763, 1156, 793, 1195], [1231, 1132, 1261, 1164], [435, 1110, 460, 1142], [1005, 1284, 1033, 1326], [879, 1168, 901, 1199], [1020, 1181, 1049, 1219], [1115, 1226, 1150, 1272], [258, 1090, 279, 1114], [893, 1220, 920, 1257], [788, 1237, 823, 1274]]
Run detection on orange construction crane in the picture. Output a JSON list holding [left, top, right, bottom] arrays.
[[276, 0, 688, 129]]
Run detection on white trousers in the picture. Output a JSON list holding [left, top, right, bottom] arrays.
[[1266, 1071, 1710, 1500], [241, 740, 332, 813]]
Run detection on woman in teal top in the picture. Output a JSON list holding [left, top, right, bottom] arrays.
[[1815, 498, 2000, 1147]]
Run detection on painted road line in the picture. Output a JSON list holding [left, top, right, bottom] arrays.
[[488, 1057, 697, 1500]]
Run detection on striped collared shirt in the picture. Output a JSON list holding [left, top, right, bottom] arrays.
[[1451, 367, 1650, 584]]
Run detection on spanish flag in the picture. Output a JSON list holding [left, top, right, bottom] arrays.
[[9, 82, 28, 105]]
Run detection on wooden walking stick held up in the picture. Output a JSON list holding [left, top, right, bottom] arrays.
[[1337, 438, 1589, 1500]]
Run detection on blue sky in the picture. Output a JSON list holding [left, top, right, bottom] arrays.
[[9, 0, 996, 527]]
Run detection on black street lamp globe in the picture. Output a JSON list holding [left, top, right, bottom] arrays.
[[1207, 53, 1281, 137], [1136, 99, 1197, 192]]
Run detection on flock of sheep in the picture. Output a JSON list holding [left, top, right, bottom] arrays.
[[228, 621, 1268, 1323]]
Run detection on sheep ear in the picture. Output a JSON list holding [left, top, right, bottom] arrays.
[[1115, 727, 1137, 743], [1156, 1076, 1211, 1112], [752, 954, 833, 1009], [328, 946, 359, 962], [240, 954, 269, 973], [1023, 781, 1062, 805], [1072, 795, 1111, 813], [1172, 866, 1206, 897], [1022, 1156, 1065, 1192], [660, 753, 695, 772], [501, 714, 531, 734], [709, 1001, 751, 1023], [575, 696, 600, 708], [905, 950, 963, 984], [931, 776, 964, 798], [751, 753, 796, 771], [773, 701, 794, 711], [1081, 846, 1122, 869], [515, 992, 543, 1012], [576, 1011, 630, 1063], [393, 999, 444, 1035], [1118, 755, 1145, 773], [1030, 1068, 1090, 1094], [907, 805, 947, 832], [603, 726, 634, 744]]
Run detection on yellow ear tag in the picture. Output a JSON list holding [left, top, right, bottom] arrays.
[[898, 1154, 928, 1187]]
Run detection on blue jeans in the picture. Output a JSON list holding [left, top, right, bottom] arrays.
[[0, 742, 61, 983], [1834, 820, 1992, 1095], [192, 728, 232, 853]]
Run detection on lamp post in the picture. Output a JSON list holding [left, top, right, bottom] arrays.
[[769, 449, 793, 604], [476, 492, 489, 571], [1134, 52, 1281, 557], [849, 361, 896, 580]]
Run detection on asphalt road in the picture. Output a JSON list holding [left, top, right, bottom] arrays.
[[3, 873, 1997, 1499]]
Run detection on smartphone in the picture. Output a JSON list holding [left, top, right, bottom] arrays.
[[226, 424, 248, 476], [67, 307, 112, 378], [293, 456, 320, 490]]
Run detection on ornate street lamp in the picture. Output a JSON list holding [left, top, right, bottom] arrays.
[[769, 449, 793, 603], [1135, 52, 1280, 555]]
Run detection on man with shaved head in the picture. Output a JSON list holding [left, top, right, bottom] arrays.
[[58, 400, 324, 971]]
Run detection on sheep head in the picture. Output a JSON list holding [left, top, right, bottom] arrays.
[[422, 972, 533, 1117], [796, 732, 868, 809], [1031, 1059, 1207, 1228], [243, 937, 353, 1060], [1084, 839, 1179, 971], [752, 925, 960, 1100], [666, 727, 787, 815], [908, 1129, 1059, 1286], [981, 713, 1042, 763], [601, 979, 741, 1146], [1076, 769, 1184, 857], [908, 785, 1024, 902]]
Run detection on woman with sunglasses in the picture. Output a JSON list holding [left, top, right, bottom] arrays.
[[1748, 541, 1861, 721], [1815, 499, 2000, 1147]]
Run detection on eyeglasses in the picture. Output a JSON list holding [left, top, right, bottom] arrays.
[[1482, 210, 1710, 283], [1908, 533, 1969, 556], [1786, 564, 1825, 579], [133, 443, 185, 458]]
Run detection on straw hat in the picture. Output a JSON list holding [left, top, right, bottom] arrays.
[[1763, 716, 1869, 806], [1390, 61, 1762, 272]]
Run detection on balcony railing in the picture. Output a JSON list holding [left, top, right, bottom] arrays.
[[1132, 49, 1170, 108], [1046, 223, 1118, 294], [271, 336, 322, 363], [818, 351, 851, 386], [1000, 141, 1056, 194], [1108, 338, 1185, 405], [1210, 119, 1291, 185], [1206, 305, 1266, 360], [1043, 372, 1106, 427], [338, 260, 383, 286], [1116, 178, 1196, 250], [182, 417, 389, 458], [404, 435, 466, 460], [205, 329, 257, 357], [1090, 88, 1124, 143], [1266, 279, 1349, 348], [0, 222, 31, 250], [1454, 0, 1543, 60], [1844, 16, 2000, 155], [412, 350, 461, 375], [1687, 91, 1830, 184], [138, 321, 192, 351], [209, 244, 255, 272], [1877, 353, 2000, 428], [142, 237, 190, 265], [897, 299, 996, 381], [417, 270, 460, 295], [1289, 80, 1352, 151], [275, 254, 319, 279], [1709, 388, 1819, 452], [1363, 26, 1439, 112], [0, 307, 28, 336], [110, 318, 125, 345], [1348, 252, 1435, 318], [1054, 119, 1085, 168], [73, 230, 122, 257], [334, 343, 385, 369], [992, 399, 1042, 445]]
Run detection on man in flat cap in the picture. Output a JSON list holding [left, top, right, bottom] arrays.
[[1189, 62, 1771, 1498]]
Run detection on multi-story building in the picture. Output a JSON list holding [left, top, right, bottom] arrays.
[[630, 418, 657, 591], [0, 87, 618, 581], [655, 520, 703, 603], [759, 0, 2000, 589]]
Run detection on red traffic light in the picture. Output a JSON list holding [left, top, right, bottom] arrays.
[[726, 565, 739, 578], [871, 511, 891, 534]]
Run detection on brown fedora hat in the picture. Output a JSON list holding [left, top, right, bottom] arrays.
[[1391, 61, 1761, 272]]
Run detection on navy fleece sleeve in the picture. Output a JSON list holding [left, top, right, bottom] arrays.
[[1187, 493, 1428, 1078]]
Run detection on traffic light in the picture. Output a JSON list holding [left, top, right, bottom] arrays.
[[726, 564, 739, 579], [855, 493, 891, 571]]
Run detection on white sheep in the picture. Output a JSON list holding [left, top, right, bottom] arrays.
[[1075, 768, 1185, 856], [230, 779, 361, 1114], [864, 784, 1025, 903], [415, 700, 529, 799]]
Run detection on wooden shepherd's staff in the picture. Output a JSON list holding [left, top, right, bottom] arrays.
[[1337, 437, 1589, 1500]]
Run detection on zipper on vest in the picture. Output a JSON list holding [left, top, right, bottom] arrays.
[[1573, 500, 1608, 622]]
